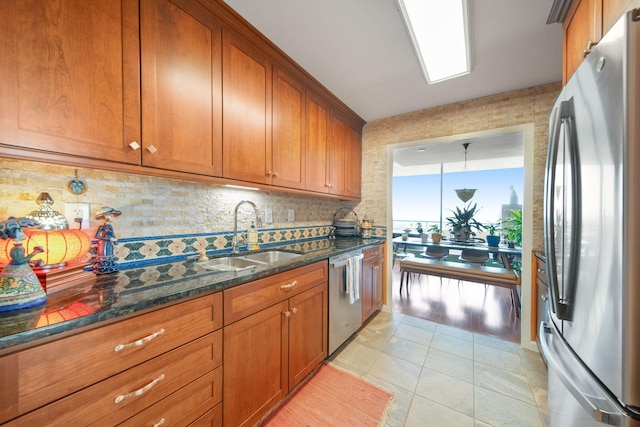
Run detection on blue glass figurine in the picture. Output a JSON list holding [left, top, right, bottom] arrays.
[[92, 207, 122, 274]]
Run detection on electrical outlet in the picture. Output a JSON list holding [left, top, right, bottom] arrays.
[[65, 202, 91, 230], [287, 209, 295, 222], [264, 208, 273, 224]]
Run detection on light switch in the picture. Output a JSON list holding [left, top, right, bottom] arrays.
[[264, 208, 273, 224]]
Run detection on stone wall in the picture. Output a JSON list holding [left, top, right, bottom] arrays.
[[357, 82, 562, 251]]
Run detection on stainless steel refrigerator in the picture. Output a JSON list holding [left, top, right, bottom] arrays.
[[540, 9, 640, 427]]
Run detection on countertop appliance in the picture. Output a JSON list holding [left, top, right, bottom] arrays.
[[540, 9, 640, 427], [328, 249, 363, 354]]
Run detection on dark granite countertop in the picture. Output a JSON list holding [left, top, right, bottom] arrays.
[[0, 237, 384, 353]]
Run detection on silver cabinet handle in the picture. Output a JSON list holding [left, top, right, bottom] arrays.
[[114, 374, 165, 403], [273, 171, 279, 178], [582, 39, 597, 57], [280, 280, 298, 290], [114, 328, 165, 352], [283, 310, 291, 318], [153, 418, 166, 427], [128, 141, 140, 150], [291, 307, 297, 314], [541, 294, 549, 301], [146, 144, 158, 154]]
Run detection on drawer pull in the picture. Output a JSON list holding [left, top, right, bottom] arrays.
[[541, 294, 549, 302], [114, 374, 165, 403], [280, 280, 298, 291], [114, 328, 166, 353], [153, 418, 166, 427], [283, 310, 291, 318], [291, 307, 298, 314]]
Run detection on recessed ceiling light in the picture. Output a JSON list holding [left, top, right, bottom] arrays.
[[397, 0, 472, 84]]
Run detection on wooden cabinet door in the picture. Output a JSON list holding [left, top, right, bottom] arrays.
[[305, 90, 330, 193], [288, 283, 328, 389], [272, 67, 306, 189], [362, 253, 376, 322], [603, 0, 640, 35], [222, 29, 272, 185], [373, 250, 384, 310], [0, 0, 141, 164], [563, 0, 601, 83], [327, 111, 348, 195], [140, 0, 222, 176], [223, 301, 288, 427], [346, 124, 362, 199]]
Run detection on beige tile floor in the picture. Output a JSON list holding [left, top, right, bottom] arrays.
[[327, 311, 549, 427]]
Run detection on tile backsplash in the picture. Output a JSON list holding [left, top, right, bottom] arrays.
[[0, 158, 384, 267]]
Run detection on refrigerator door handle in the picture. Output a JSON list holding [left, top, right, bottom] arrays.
[[544, 104, 566, 317], [544, 99, 579, 320], [539, 322, 626, 426]]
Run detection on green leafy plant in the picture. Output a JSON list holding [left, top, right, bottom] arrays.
[[502, 209, 523, 246], [427, 224, 442, 234], [446, 203, 485, 233], [485, 221, 501, 236], [415, 222, 424, 234]]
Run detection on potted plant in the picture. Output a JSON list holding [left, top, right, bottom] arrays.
[[427, 224, 443, 244], [446, 203, 485, 241], [502, 209, 522, 248], [415, 223, 428, 243], [485, 221, 501, 247]]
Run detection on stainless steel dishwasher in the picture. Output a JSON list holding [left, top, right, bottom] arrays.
[[328, 249, 364, 355]]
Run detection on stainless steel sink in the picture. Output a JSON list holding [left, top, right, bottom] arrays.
[[242, 250, 301, 264], [201, 256, 263, 272]]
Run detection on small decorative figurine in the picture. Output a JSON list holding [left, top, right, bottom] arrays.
[[0, 217, 47, 311], [91, 207, 122, 275]]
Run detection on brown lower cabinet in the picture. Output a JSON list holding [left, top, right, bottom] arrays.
[[223, 261, 328, 427], [362, 243, 384, 322], [0, 293, 223, 426]]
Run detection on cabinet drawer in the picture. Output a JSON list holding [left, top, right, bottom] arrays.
[[363, 245, 382, 262], [119, 366, 222, 427], [5, 331, 222, 426], [224, 261, 328, 325], [190, 403, 222, 427], [0, 293, 222, 422]]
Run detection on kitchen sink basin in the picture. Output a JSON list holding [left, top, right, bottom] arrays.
[[242, 250, 301, 264], [201, 256, 263, 271]]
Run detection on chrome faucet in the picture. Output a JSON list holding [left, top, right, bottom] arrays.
[[232, 200, 262, 253]]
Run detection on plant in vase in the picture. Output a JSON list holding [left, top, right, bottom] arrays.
[[502, 209, 522, 248], [415, 223, 428, 243], [446, 203, 484, 241], [485, 221, 501, 247], [427, 224, 443, 244]]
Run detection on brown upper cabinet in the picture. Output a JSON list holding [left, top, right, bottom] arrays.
[[271, 67, 306, 190], [0, 0, 141, 164], [563, 0, 639, 83], [141, 0, 223, 176], [0, 0, 363, 199], [222, 28, 273, 185]]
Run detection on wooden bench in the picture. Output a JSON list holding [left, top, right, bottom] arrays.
[[399, 257, 521, 316]]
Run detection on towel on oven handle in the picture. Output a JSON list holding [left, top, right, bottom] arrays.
[[345, 253, 364, 304]]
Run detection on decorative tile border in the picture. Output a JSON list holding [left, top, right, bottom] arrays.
[[107, 225, 386, 268]]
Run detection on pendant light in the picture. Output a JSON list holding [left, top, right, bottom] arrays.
[[455, 142, 477, 202]]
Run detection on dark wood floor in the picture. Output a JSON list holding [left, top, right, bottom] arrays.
[[390, 263, 521, 343]]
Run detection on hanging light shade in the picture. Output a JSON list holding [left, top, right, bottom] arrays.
[[454, 142, 477, 202], [0, 193, 91, 269]]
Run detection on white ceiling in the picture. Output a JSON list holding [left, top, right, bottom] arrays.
[[223, 0, 563, 123]]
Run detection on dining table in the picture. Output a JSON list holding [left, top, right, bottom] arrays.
[[392, 236, 522, 270]]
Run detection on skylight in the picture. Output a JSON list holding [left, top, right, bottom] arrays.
[[397, 0, 472, 84]]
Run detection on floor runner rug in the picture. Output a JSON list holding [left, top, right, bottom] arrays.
[[262, 363, 393, 426]]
